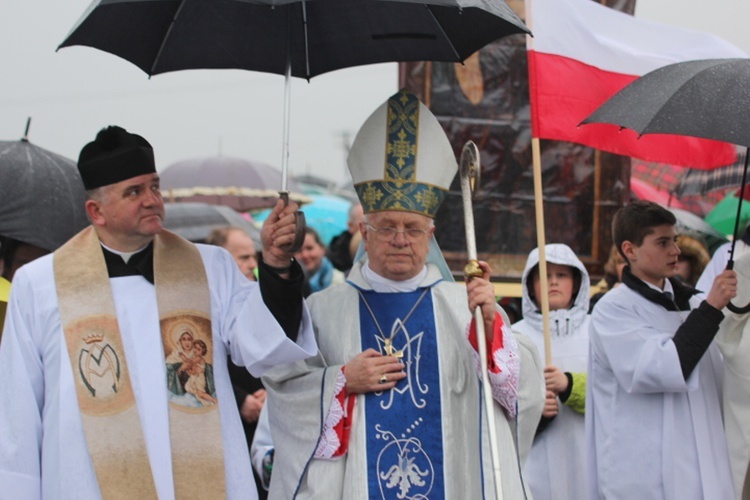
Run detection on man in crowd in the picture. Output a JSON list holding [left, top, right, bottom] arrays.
[[207, 226, 259, 281], [0, 125, 317, 499], [326, 201, 363, 274], [263, 90, 543, 498]]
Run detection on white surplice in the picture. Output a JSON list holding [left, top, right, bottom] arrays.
[[0, 244, 316, 500], [587, 283, 733, 500]]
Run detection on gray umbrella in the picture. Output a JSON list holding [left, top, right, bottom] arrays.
[[163, 202, 261, 245], [583, 57, 750, 310], [583, 58, 750, 146], [160, 156, 310, 212], [0, 139, 89, 252]]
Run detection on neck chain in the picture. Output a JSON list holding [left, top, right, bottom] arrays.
[[357, 288, 429, 358]]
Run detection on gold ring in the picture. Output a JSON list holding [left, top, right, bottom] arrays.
[[379, 374, 388, 384]]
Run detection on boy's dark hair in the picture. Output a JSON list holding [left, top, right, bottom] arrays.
[[612, 201, 676, 262]]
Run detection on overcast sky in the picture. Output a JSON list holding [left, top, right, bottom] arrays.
[[2, 0, 749, 186]]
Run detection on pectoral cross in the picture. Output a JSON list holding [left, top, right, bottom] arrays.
[[383, 338, 404, 358]]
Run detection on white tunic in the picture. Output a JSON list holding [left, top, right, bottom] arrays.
[[586, 282, 733, 499], [0, 244, 317, 500]]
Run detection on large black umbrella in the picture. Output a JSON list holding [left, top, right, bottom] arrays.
[[57, 0, 529, 213], [160, 156, 310, 212], [582, 57, 750, 310], [163, 202, 261, 245], [0, 138, 89, 252], [58, 0, 528, 79]]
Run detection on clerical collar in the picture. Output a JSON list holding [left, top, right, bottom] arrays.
[[101, 242, 149, 263], [101, 242, 155, 284], [362, 263, 428, 293], [621, 265, 695, 311]]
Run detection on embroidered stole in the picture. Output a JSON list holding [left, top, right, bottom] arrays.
[[54, 227, 226, 499], [358, 289, 444, 499]]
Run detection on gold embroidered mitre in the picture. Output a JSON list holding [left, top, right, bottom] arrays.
[[348, 89, 458, 218]]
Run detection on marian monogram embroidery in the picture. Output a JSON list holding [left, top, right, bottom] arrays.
[[78, 334, 121, 398], [375, 319, 428, 410], [360, 288, 445, 498]]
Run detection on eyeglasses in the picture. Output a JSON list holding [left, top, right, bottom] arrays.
[[364, 223, 431, 242]]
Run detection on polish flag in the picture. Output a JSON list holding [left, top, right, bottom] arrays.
[[526, 0, 746, 169]]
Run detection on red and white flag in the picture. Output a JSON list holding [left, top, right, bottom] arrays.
[[526, 0, 746, 169]]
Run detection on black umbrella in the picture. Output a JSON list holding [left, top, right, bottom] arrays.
[[58, 0, 529, 79], [582, 57, 750, 311], [163, 202, 261, 245], [0, 138, 89, 252], [57, 0, 529, 251]]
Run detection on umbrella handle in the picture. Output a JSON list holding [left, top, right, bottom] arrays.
[[279, 191, 306, 253], [724, 260, 750, 314]]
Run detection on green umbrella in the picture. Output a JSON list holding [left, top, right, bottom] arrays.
[[705, 189, 750, 237]]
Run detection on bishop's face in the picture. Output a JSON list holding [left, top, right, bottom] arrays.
[[361, 211, 434, 282]]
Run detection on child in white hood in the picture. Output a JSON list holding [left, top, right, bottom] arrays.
[[513, 243, 589, 500]]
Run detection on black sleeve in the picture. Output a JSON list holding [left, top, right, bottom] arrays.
[[535, 414, 556, 436], [672, 300, 725, 380], [558, 372, 574, 404], [257, 258, 305, 342]]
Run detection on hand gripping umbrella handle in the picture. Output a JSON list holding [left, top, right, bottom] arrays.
[[279, 191, 306, 253], [724, 260, 750, 314], [459, 141, 504, 500]]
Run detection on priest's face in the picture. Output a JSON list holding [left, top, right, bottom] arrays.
[[90, 173, 165, 251], [361, 211, 434, 281]]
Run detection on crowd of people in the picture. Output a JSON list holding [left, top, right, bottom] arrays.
[[0, 89, 749, 500]]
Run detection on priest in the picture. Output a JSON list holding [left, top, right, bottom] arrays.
[[0, 126, 317, 499]]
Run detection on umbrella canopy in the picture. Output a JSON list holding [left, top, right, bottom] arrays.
[[583, 58, 750, 244], [631, 162, 727, 217], [298, 194, 351, 246], [0, 139, 89, 252], [160, 156, 310, 212], [675, 156, 747, 196], [583, 58, 750, 150], [58, 0, 529, 79], [163, 202, 261, 245]]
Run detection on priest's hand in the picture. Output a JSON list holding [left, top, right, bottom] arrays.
[[467, 260, 497, 337], [344, 349, 406, 394], [261, 199, 300, 275]]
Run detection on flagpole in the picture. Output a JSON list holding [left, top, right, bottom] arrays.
[[531, 138, 552, 366], [459, 141, 504, 500], [525, 0, 552, 366]]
